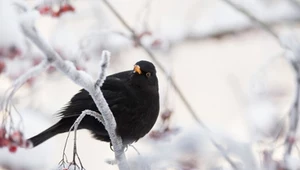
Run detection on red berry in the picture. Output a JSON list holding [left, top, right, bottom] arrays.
[[149, 131, 162, 139], [47, 66, 56, 73], [52, 4, 75, 18], [32, 57, 42, 66], [8, 46, 21, 59], [0, 138, 9, 147], [60, 4, 75, 13], [26, 77, 35, 86], [0, 128, 6, 138], [0, 61, 6, 73], [8, 145, 17, 153], [161, 109, 172, 120], [0, 48, 4, 56], [76, 65, 86, 71], [288, 136, 295, 144], [51, 11, 60, 17], [151, 39, 162, 48], [9, 131, 23, 144], [39, 6, 52, 15]]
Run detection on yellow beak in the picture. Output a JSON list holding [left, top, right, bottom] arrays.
[[133, 65, 142, 74]]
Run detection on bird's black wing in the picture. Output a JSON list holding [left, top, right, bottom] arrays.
[[56, 71, 138, 141], [57, 71, 137, 118]]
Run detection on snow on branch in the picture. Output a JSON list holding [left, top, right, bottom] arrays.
[[1, 59, 49, 109], [280, 34, 300, 162], [21, 20, 130, 170], [95, 51, 109, 87]]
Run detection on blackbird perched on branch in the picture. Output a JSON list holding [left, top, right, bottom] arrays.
[[28, 60, 159, 147]]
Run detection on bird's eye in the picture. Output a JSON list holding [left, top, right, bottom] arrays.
[[146, 72, 151, 77]]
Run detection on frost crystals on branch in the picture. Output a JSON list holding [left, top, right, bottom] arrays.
[[21, 20, 130, 169]]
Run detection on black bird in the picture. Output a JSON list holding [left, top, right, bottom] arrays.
[[28, 60, 159, 147]]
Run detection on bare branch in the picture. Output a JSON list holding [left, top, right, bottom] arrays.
[[287, 0, 300, 11], [220, 0, 279, 40], [187, 18, 300, 41], [21, 23, 130, 170]]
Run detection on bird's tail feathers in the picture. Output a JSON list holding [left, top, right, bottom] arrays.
[[28, 118, 74, 147]]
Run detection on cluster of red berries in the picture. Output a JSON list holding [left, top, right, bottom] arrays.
[[0, 46, 22, 74], [149, 109, 179, 140], [149, 126, 179, 140], [38, 4, 75, 17], [0, 127, 32, 153]]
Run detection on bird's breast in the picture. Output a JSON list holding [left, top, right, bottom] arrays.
[[116, 93, 159, 145]]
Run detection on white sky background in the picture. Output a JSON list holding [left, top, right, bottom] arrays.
[[0, 0, 300, 169]]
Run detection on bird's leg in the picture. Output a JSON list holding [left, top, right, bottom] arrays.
[[105, 158, 118, 165], [106, 143, 128, 165], [110, 142, 128, 152], [110, 142, 114, 151], [129, 144, 141, 155], [123, 145, 128, 152]]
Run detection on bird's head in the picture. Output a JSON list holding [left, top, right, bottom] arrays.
[[131, 60, 158, 90]]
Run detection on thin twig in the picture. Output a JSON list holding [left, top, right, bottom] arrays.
[[60, 110, 103, 168], [295, 143, 300, 156], [135, 0, 155, 31], [4, 60, 49, 108], [284, 60, 300, 157], [71, 110, 104, 169], [220, 0, 279, 40], [186, 18, 300, 40]]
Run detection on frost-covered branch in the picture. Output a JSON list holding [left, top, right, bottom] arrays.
[[1, 59, 49, 109], [21, 22, 130, 170], [281, 35, 300, 161], [95, 53, 109, 87]]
